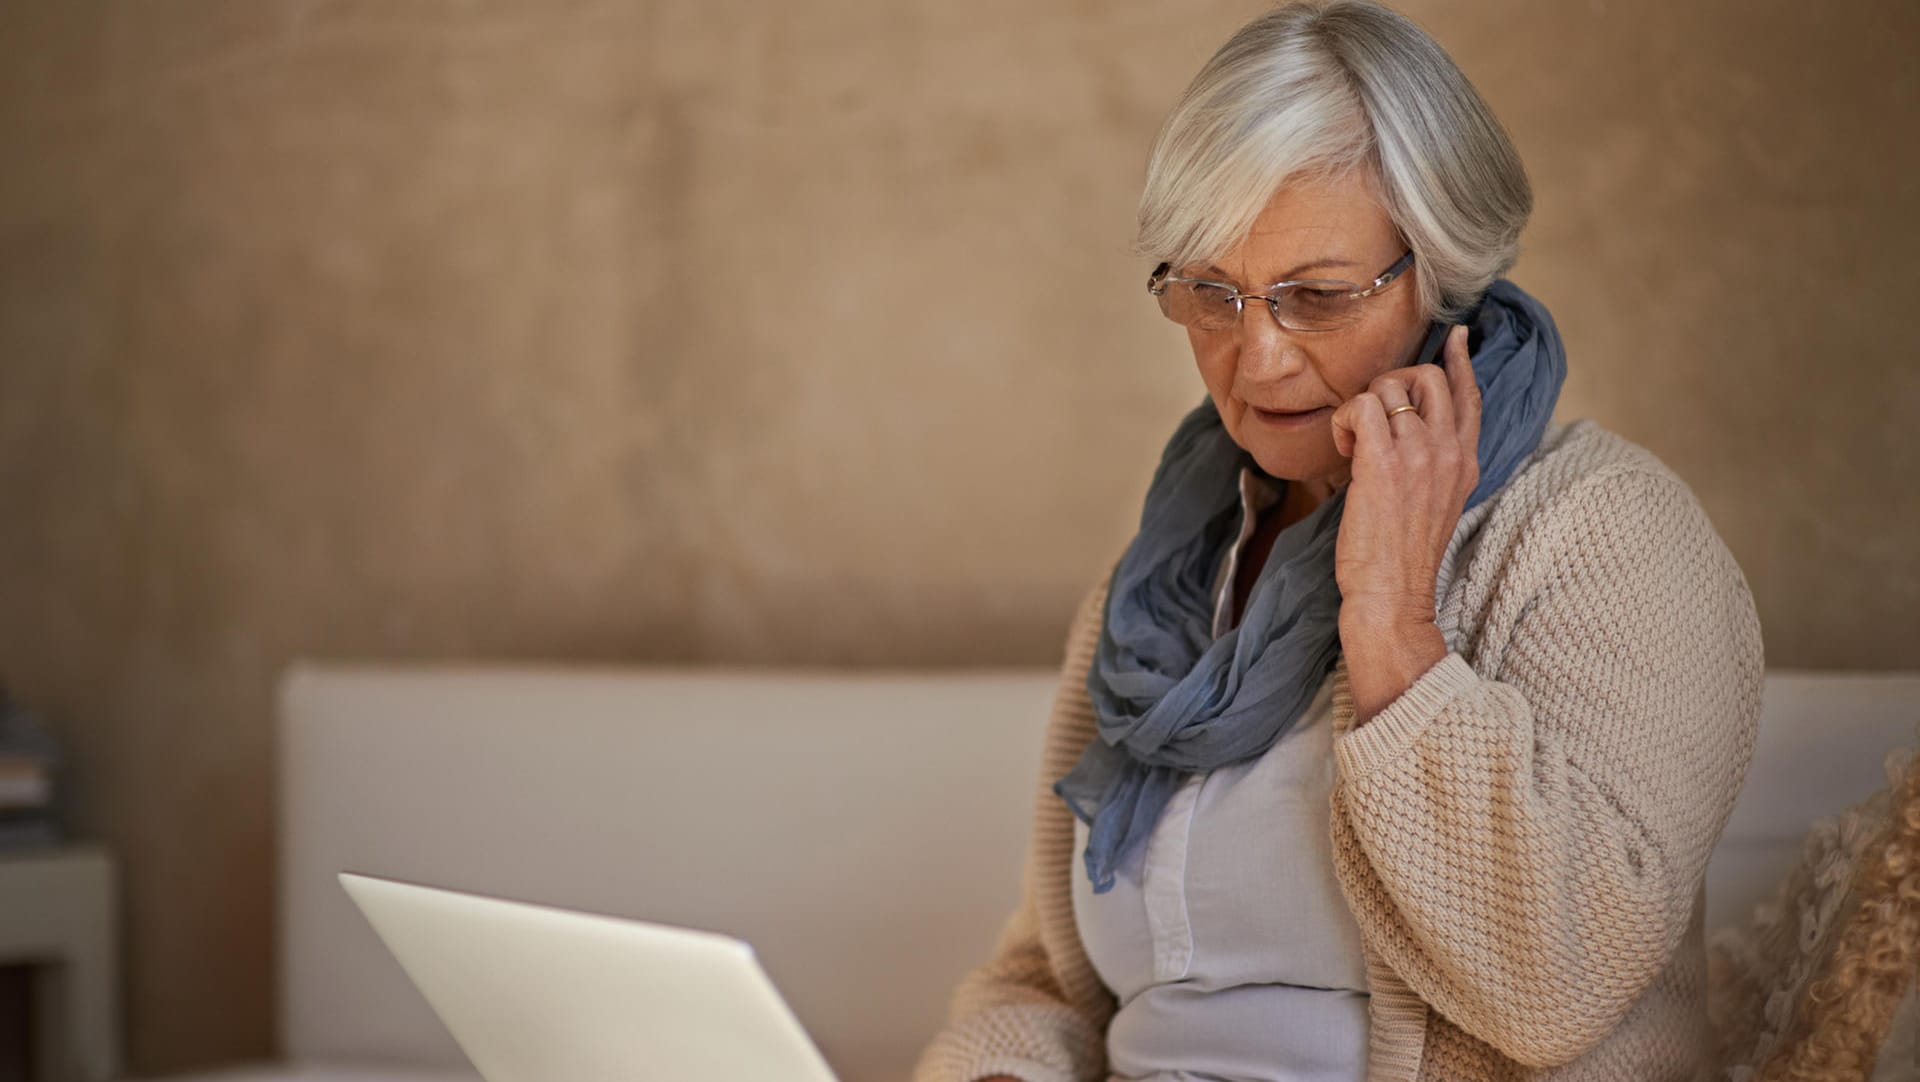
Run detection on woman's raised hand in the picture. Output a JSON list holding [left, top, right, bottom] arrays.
[[1328, 322, 1482, 631]]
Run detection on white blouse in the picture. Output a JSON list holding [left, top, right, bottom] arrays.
[[1070, 464, 1370, 1082]]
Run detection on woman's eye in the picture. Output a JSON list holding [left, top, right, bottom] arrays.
[[1291, 288, 1346, 306]]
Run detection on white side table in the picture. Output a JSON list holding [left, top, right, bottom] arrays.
[[0, 843, 120, 1082]]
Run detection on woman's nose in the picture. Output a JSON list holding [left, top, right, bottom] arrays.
[[1235, 303, 1306, 376]]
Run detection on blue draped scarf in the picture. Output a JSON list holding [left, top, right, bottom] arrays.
[[1053, 277, 1569, 894]]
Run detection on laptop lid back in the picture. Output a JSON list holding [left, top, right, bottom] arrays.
[[338, 871, 839, 1082]]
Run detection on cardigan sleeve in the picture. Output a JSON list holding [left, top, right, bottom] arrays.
[[909, 577, 1114, 1082], [906, 895, 1108, 1082], [1326, 464, 1766, 1069]]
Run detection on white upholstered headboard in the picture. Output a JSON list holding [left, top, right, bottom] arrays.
[[276, 665, 1064, 1082], [275, 662, 1920, 1082]]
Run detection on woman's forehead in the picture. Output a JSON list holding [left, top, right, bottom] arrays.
[[1199, 177, 1397, 280]]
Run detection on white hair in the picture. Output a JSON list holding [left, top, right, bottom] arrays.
[[1134, 0, 1532, 323]]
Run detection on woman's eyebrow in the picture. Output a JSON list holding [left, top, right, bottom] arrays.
[[1202, 257, 1361, 282]]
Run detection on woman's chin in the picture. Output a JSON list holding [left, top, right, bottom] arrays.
[[1235, 429, 1332, 479]]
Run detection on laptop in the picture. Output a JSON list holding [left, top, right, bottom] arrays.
[[338, 870, 841, 1082]]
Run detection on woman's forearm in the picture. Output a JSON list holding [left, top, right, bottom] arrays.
[[1338, 613, 1448, 728], [1323, 468, 1767, 1065]]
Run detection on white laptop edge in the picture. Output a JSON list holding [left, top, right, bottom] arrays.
[[336, 870, 841, 1082]]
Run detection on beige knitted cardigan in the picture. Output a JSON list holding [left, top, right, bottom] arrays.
[[910, 418, 1768, 1082]]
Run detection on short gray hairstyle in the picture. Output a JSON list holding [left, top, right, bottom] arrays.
[[1134, 0, 1532, 323]]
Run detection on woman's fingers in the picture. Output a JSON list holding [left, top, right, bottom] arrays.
[[1444, 324, 1481, 443], [1331, 402, 1355, 458], [1337, 323, 1481, 463], [1344, 395, 1390, 462], [1406, 358, 1453, 436]]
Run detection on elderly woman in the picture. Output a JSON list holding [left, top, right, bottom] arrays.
[[910, 2, 1765, 1081]]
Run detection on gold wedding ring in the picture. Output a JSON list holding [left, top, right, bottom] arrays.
[[1385, 404, 1419, 418]]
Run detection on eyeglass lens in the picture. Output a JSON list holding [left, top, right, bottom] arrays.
[[1157, 280, 1366, 332]]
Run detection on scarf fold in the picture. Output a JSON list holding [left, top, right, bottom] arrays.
[[1054, 277, 1569, 894]]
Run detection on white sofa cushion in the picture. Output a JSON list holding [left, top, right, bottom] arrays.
[[278, 665, 1060, 1082], [269, 662, 1920, 1082]]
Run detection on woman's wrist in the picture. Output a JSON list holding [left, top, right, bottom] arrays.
[[1338, 612, 1449, 728]]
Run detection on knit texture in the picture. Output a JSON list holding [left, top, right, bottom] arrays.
[[909, 417, 1767, 1082]]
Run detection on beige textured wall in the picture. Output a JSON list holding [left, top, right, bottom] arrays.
[[1, 0, 1915, 1073]]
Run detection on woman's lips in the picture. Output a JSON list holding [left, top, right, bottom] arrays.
[[1251, 404, 1332, 426]]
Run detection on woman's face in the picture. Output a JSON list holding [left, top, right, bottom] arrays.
[[1184, 169, 1428, 490]]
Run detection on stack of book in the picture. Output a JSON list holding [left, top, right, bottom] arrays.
[[0, 682, 61, 851]]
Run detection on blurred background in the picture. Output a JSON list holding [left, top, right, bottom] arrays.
[[0, 0, 1916, 1078]]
